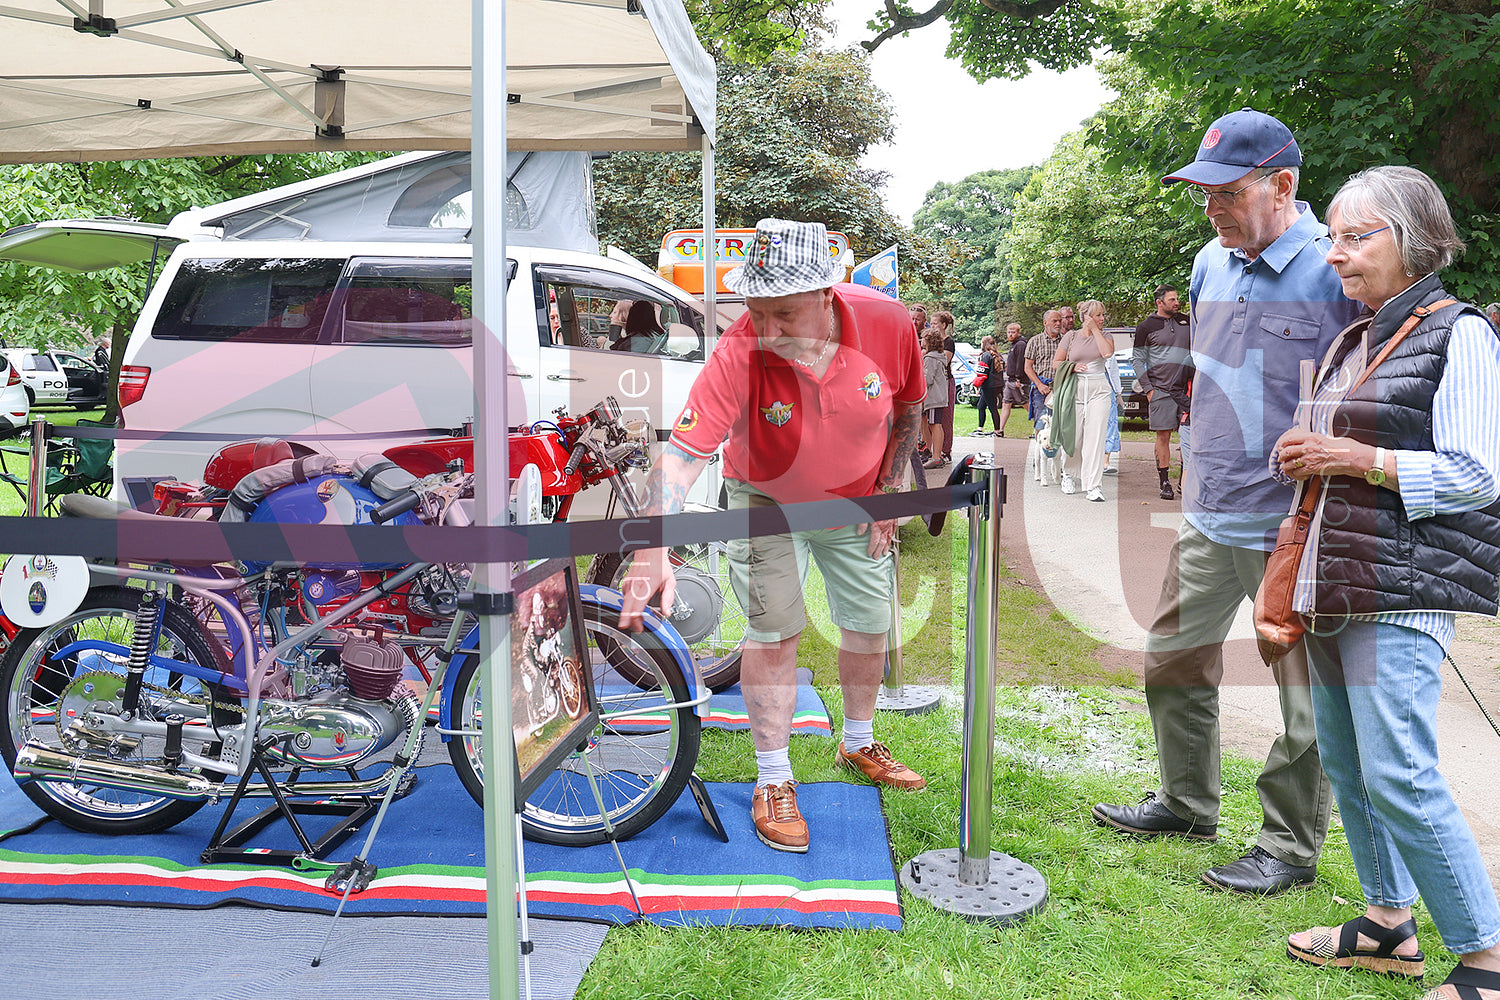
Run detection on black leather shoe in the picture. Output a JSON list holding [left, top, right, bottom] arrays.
[[1202, 846, 1316, 895], [1092, 792, 1217, 840]]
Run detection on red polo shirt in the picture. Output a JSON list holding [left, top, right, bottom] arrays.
[[670, 284, 923, 504]]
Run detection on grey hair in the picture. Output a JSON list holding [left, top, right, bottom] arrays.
[[1328, 165, 1464, 274], [1255, 165, 1300, 199], [1484, 302, 1500, 316], [1076, 299, 1106, 325]]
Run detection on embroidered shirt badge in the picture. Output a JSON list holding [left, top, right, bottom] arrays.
[[674, 408, 699, 434], [761, 400, 794, 427], [859, 373, 883, 400]]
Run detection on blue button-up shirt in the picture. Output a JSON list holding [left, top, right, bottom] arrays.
[[1184, 202, 1361, 550]]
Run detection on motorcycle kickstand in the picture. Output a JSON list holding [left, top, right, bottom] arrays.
[[311, 612, 468, 967]]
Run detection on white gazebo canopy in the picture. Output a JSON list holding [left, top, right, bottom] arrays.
[[0, 0, 716, 161]]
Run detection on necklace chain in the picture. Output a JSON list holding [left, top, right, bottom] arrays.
[[792, 309, 836, 368]]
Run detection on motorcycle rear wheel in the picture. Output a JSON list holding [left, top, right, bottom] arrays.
[[447, 600, 701, 846], [585, 533, 745, 692], [0, 587, 236, 835]]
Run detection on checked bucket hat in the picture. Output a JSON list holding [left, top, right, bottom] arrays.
[[723, 218, 845, 298]]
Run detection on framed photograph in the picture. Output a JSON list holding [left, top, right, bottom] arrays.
[[511, 557, 596, 809]]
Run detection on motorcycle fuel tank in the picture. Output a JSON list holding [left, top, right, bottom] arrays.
[[245, 474, 421, 571]]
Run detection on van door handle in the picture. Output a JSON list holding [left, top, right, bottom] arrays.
[[547, 373, 587, 382], [510, 371, 533, 380]]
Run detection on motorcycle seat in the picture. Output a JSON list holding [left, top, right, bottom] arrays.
[[57, 493, 225, 566]]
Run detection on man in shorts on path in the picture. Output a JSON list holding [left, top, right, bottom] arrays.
[[618, 218, 927, 854], [1132, 284, 1192, 499], [997, 321, 1029, 432]]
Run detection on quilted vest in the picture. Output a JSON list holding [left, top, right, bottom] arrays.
[[1313, 274, 1500, 617]]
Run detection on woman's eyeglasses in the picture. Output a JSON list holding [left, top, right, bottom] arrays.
[[1312, 226, 1390, 253]]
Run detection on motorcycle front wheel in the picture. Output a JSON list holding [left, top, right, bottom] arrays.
[[585, 520, 745, 692], [0, 587, 236, 835], [447, 600, 701, 846]]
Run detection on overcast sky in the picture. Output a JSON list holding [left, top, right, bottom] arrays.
[[824, 0, 1117, 224]]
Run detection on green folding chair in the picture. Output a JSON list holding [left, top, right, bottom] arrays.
[[41, 418, 115, 514]]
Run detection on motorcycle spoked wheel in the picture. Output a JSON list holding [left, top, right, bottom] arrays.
[[447, 601, 701, 846], [0, 587, 238, 836], [585, 539, 745, 692]]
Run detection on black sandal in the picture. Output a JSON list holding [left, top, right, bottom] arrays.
[[1425, 963, 1500, 999], [1287, 915, 1425, 979]]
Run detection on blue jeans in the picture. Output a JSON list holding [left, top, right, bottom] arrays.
[[1105, 394, 1120, 455], [1306, 621, 1500, 954]]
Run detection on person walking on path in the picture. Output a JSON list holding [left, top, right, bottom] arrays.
[[1052, 299, 1116, 501], [973, 334, 1005, 435], [1275, 165, 1500, 1000], [920, 328, 951, 468], [1093, 108, 1360, 895], [995, 322, 1028, 434], [1133, 284, 1193, 499], [933, 310, 958, 462], [1025, 310, 1064, 424], [618, 218, 927, 855]]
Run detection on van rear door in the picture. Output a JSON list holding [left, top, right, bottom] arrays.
[[0, 219, 182, 273]]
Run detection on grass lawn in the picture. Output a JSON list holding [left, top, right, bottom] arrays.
[[575, 515, 1438, 1000]]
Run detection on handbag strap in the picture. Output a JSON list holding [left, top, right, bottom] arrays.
[[1291, 298, 1456, 517]]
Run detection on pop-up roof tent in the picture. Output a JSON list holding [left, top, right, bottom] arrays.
[[0, 3, 719, 994]]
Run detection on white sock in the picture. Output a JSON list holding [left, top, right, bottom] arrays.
[[755, 747, 794, 788], [842, 717, 875, 753]]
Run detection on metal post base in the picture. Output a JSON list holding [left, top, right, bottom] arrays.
[[900, 847, 1048, 926], [874, 684, 943, 715]]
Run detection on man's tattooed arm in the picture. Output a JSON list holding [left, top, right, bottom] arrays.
[[879, 401, 923, 489], [646, 442, 708, 516]]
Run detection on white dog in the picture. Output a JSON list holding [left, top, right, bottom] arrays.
[[1028, 406, 1061, 487]]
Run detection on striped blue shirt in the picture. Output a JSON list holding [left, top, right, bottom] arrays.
[[1293, 308, 1500, 646]]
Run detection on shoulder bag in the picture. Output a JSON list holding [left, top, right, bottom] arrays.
[[1253, 300, 1454, 664]]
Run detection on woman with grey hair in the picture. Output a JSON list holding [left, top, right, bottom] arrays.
[[1051, 299, 1115, 500], [1273, 165, 1500, 999]]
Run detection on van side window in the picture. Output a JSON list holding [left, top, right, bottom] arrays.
[[153, 258, 344, 343], [336, 260, 473, 347], [534, 267, 705, 360]]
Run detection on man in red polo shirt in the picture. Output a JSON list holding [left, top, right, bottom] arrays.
[[618, 218, 927, 853]]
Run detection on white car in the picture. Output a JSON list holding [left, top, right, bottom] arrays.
[[1, 349, 69, 408], [0, 353, 31, 436]]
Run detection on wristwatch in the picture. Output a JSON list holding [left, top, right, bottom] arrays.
[[1365, 446, 1387, 486]]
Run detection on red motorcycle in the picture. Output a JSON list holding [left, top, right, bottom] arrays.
[[151, 397, 745, 692]]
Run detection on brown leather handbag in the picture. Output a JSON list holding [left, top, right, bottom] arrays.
[[1253, 300, 1454, 664]]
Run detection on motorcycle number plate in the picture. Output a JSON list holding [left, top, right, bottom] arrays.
[[1, 554, 91, 628]]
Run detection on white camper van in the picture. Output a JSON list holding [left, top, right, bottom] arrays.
[[0, 152, 720, 505]]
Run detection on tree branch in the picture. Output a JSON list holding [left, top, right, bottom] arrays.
[[864, 0, 952, 51], [863, 0, 1073, 52]]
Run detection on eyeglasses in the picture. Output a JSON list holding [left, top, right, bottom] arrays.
[[1186, 173, 1273, 208], [1312, 226, 1391, 253]]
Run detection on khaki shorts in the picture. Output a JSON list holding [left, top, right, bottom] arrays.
[[724, 479, 895, 643]]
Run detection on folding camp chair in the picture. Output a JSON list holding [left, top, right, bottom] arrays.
[[41, 418, 114, 514]]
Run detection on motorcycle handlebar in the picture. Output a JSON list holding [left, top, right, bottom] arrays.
[[370, 490, 423, 524]]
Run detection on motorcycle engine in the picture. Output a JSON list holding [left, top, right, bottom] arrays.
[[258, 688, 413, 768]]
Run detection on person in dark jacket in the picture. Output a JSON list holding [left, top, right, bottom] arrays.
[[972, 334, 1003, 434], [1275, 165, 1500, 999]]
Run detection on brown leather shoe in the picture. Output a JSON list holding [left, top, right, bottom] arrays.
[[837, 741, 927, 790], [752, 781, 809, 853]]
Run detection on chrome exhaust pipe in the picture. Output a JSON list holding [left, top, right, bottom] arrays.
[[14, 743, 216, 801]]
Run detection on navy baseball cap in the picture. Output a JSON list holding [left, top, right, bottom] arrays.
[[1162, 108, 1302, 186]]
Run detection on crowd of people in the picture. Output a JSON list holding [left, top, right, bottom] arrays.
[[614, 103, 1500, 1000]]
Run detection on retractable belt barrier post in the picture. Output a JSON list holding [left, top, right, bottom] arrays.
[[26, 417, 47, 517], [875, 534, 941, 715], [900, 452, 1048, 925]]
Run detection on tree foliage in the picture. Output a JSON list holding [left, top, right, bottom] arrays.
[[910, 167, 1034, 339], [0, 153, 382, 351], [594, 47, 968, 290]]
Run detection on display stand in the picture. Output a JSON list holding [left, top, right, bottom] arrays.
[[875, 537, 941, 715], [899, 454, 1048, 925]]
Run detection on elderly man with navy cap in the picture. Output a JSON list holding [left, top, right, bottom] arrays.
[[1093, 109, 1360, 896], [617, 218, 928, 854]]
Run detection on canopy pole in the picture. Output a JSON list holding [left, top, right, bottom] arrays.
[[474, 1, 519, 998]]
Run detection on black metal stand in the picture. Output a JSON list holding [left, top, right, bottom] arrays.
[[200, 735, 378, 867]]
